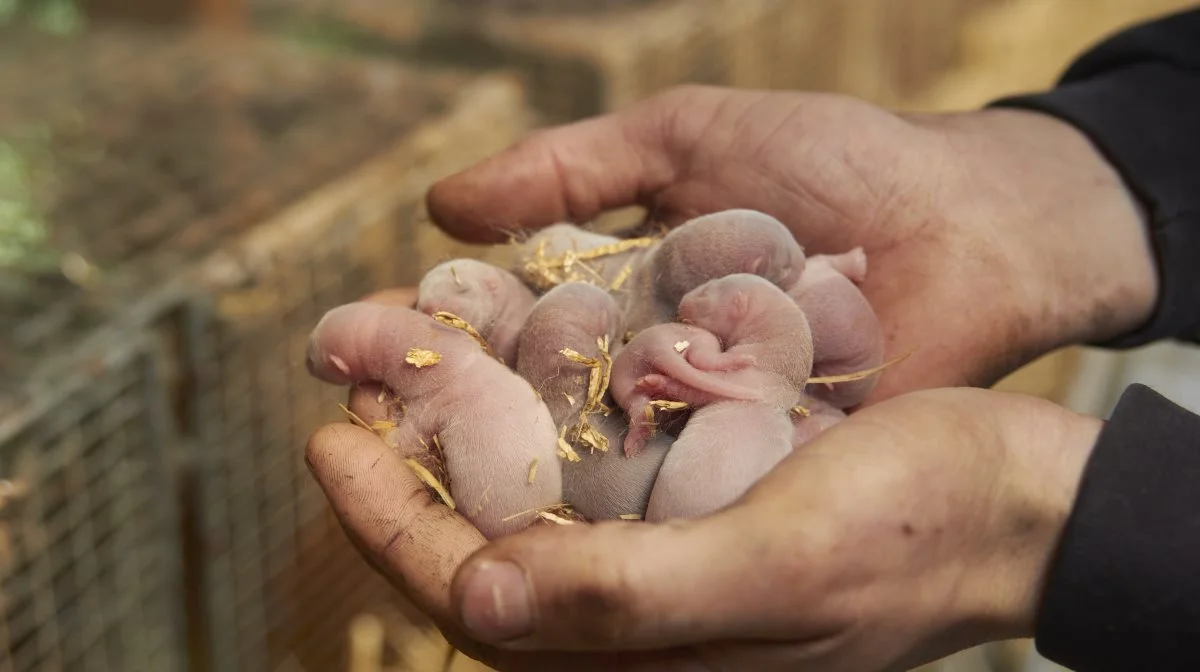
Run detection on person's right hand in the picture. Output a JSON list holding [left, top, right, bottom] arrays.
[[425, 85, 1160, 405]]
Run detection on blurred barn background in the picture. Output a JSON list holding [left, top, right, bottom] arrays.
[[1, 1, 1197, 671]]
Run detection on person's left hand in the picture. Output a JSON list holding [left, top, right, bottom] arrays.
[[307, 366, 1101, 671]]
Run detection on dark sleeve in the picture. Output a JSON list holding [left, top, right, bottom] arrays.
[[988, 8, 1200, 348], [1034, 383, 1200, 671]]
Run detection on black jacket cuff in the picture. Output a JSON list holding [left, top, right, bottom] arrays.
[[1034, 383, 1200, 671], [991, 62, 1200, 349]]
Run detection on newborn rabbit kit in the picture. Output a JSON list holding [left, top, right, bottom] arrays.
[[307, 209, 890, 538]]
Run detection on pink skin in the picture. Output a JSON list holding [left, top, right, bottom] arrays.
[[516, 223, 654, 305], [790, 394, 847, 448], [416, 258, 538, 367], [515, 282, 670, 520], [639, 275, 817, 522], [677, 273, 815, 402], [306, 302, 562, 540], [609, 323, 765, 457], [645, 401, 793, 523], [623, 209, 807, 335], [783, 248, 884, 409]]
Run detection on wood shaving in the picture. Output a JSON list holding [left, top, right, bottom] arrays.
[[405, 348, 442, 368], [449, 264, 462, 287], [370, 420, 397, 432], [618, 514, 642, 521], [338, 403, 373, 431], [641, 404, 658, 439], [807, 351, 913, 384], [559, 347, 599, 367], [674, 340, 690, 353], [431, 311, 493, 356], [537, 511, 576, 526], [609, 263, 634, 291], [527, 459, 539, 484], [576, 424, 609, 454], [405, 458, 455, 510], [564, 393, 577, 407], [559, 336, 614, 453], [649, 400, 689, 411], [556, 425, 582, 463], [500, 502, 571, 523], [416, 435, 451, 488], [790, 405, 811, 417], [519, 235, 660, 291]]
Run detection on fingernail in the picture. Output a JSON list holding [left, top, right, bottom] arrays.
[[460, 560, 533, 642]]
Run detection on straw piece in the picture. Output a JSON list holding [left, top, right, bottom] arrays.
[[556, 425, 582, 463], [432, 311, 493, 356], [338, 403, 373, 431], [500, 502, 571, 523], [405, 458, 455, 510], [405, 348, 442, 368], [648, 400, 688, 411], [537, 511, 576, 526], [808, 351, 913, 384]]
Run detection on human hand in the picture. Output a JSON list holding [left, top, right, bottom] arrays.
[[307, 383, 1102, 671], [424, 85, 1159, 405]]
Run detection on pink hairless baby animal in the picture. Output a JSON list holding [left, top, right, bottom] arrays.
[[611, 273, 815, 522], [784, 248, 884, 408], [609, 321, 765, 459], [416, 258, 538, 366], [306, 302, 562, 539], [516, 223, 654, 292], [623, 209, 807, 335], [515, 282, 670, 520]]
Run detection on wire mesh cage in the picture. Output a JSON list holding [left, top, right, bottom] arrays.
[[0, 303, 190, 672], [3, 21, 534, 671], [177, 71, 533, 671]]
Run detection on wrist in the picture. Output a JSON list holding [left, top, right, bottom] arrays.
[[962, 394, 1101, 641], [917, 108, 1159, 357]]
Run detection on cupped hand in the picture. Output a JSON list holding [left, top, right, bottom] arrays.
[[424, 85, 1158, 405], [308, 379, 1102, 671]]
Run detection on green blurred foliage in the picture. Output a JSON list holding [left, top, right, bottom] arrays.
[[0, 129, 62, 274], [0, 0, 84, 35]]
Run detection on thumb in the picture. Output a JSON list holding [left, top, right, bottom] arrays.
[[425, 96, 682, 244], [449, 506, 816, 652]]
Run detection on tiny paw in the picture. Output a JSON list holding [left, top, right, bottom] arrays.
[[634, 373, 673, 395]]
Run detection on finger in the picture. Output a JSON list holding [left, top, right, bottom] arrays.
[[305, 422, 487, 623], [449, 508, 823, 652], [426, 100, 679, 244]]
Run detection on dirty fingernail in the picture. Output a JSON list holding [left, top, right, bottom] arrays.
[[460, 560, 533, 642]]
